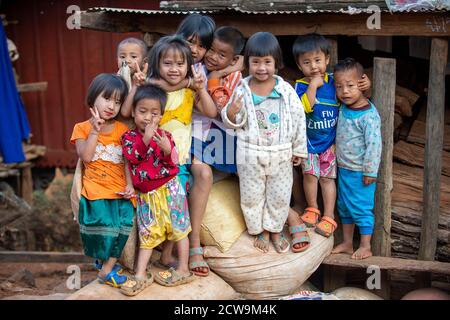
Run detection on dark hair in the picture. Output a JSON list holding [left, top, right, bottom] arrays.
[[133, 84, 167, 113], [86, 73, 128, 108], [148, 35, 193, 80], [334, 57, 364, 78], [117, 37, 148, 58], [214, 26, 245, 55], [244, 32, 284, 69], [292, 33, 331, 60], [176, 13, 216, 50]]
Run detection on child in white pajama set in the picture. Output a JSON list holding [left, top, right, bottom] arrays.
[[221, 32, 307, 253]]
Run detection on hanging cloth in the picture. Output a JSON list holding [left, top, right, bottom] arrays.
[[0, 17, 30, 163]]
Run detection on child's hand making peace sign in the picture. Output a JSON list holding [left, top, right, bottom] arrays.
[[132, 61, 148, 87], [226, 92, 244, 123], [153, 130, 172, 156], [89, 107, 106, 133], [190, 63, 207, 91]]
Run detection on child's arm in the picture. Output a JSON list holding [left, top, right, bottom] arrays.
[[191, 64, 217, 118], [121, 62, 148, 118], [123, 159, 135, 199], [76, 108, 105, 162], [303, 76, 324, 111], [121, 131, 152, 165], [221, 91, 247, 129], [208, 72, 242, 112], [208, 55, 244, 79], [290, 90, 309, 160], [362, 111, 382, 184], [149, 77, 190, 92], [358, 74, 371, 98], [154, 130, 179, 166]]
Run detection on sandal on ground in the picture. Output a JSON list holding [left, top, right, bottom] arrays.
[[97, 268, 128, 288], [94, 260, 124, 274], [120, 273, 154, 296], [300, 207, 321, 227], [314, 216, 338, 238], [155, 267, 196, 287], [289, 224, 311, 253], [254, 233, 270, 253], [189, 247, 210, 277], [153, 259, 179, 269], [271, 233, 290, 254]]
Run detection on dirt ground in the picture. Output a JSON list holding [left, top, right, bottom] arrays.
[[0, 262, 97, 300]]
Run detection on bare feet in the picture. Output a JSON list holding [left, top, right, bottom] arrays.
[[332, 242, 354, 255], [351, 246, 373, 260], [254, 231, 270, 253]]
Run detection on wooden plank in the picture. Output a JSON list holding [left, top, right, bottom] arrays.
[[393, 140, 450, 177], [419, 38, 448, 262], [80, 11, 450, 36], [322, 254, 450, 274], [406, 120, 450, 151], [160, 0, 389, 12], [373, 270, 390, 299], [323, 265, 346, 293], [20, 166, 33, 205], [0, 251, 91, 263], [372, 57, 395, 257], [17, 82, 48, 93]]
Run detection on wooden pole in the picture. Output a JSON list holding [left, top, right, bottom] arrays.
[[328, 37, 338, 73], [418, 38, 448, 261], [372, 57, 396, 258]]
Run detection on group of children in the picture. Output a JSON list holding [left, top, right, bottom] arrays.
[[70, 13, 382, 296]]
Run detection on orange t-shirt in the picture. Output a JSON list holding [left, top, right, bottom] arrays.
[[70, 120, 129, 201]]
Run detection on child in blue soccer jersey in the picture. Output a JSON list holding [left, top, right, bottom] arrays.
[[331, 58, 382, 260], [292, 33, 370, 240]]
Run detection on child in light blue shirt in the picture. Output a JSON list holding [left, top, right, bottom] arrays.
[[332, 58, 381, 260]]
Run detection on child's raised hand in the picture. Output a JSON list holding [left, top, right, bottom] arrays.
[[132, 61, 148, 87], [358, 74, 371, 92], [292, 156, 302, 166], [228, 92, 244, 116], [363, 176, 376, 185], [310, 75, 324, 88], [153, 130, 171, 155], [89, 107, 105, 133], [144, 115, 160, 140], [191, 63, 206, 91]]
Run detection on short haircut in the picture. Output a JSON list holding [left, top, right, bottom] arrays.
[[244, 32, 284, 69], [334, 57, 364, 78], [176, 13, 216, 49], [133, 84, 167, 113], [292, 33, 331, 60], [86, 73, 128, 108], [117, 37, 148, 57], [214, 26, 245, 55], [148, 35, 194, 80]]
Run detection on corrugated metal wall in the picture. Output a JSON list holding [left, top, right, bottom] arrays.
[[2, 0, 160, 168]]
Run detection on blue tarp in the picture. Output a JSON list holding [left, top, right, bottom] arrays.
[[0, 17, 30, 164]]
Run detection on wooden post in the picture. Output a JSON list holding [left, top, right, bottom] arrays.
[[418, 38, 448, 262], [372, 57, 396, 258], [328, 37, 338, 73], [20, 165, 33, 205]]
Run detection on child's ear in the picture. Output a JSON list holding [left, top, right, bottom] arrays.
[[230, 55, 239, 66], [131, 108, 135, 118], [325, 54, 331, 66]]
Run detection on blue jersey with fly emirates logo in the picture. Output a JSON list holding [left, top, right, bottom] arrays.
[[295, 73, 339, 154]]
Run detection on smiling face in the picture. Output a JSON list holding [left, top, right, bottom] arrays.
[[186, 35, 207, 64], [159, 48, 188, 86], [296, 49, 330, 80], [93, 91, 122, 120], [117, 43, 146, 74], [334, 68, 366, 108], [248, 55, 276, 83], [132, 98, 162, 134], [204, 38, 237, 71]]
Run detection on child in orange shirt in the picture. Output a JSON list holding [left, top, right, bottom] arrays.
[[70, 73, 134, 288]]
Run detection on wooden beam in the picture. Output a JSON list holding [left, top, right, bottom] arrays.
[[323, 265, 346, 293], [0, 251, 91, 263], [328, 37, 338, 72], [80, 11, 450, 36], [419, 38, 449, 261], [17, 82, 48, 93], [323, 254, 450, 274], [372, 57, 395, 257]]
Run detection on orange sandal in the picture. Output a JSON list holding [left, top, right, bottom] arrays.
[[300, 207, 321, 227], [315, 216, 337, 238]]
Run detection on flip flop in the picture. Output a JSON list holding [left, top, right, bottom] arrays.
[[97, 268, 128, 288], [271, 233, 290, 254], [155, 267, 196, 287]]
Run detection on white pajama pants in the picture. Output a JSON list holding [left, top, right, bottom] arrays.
[[236, 142, 293, 235]]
